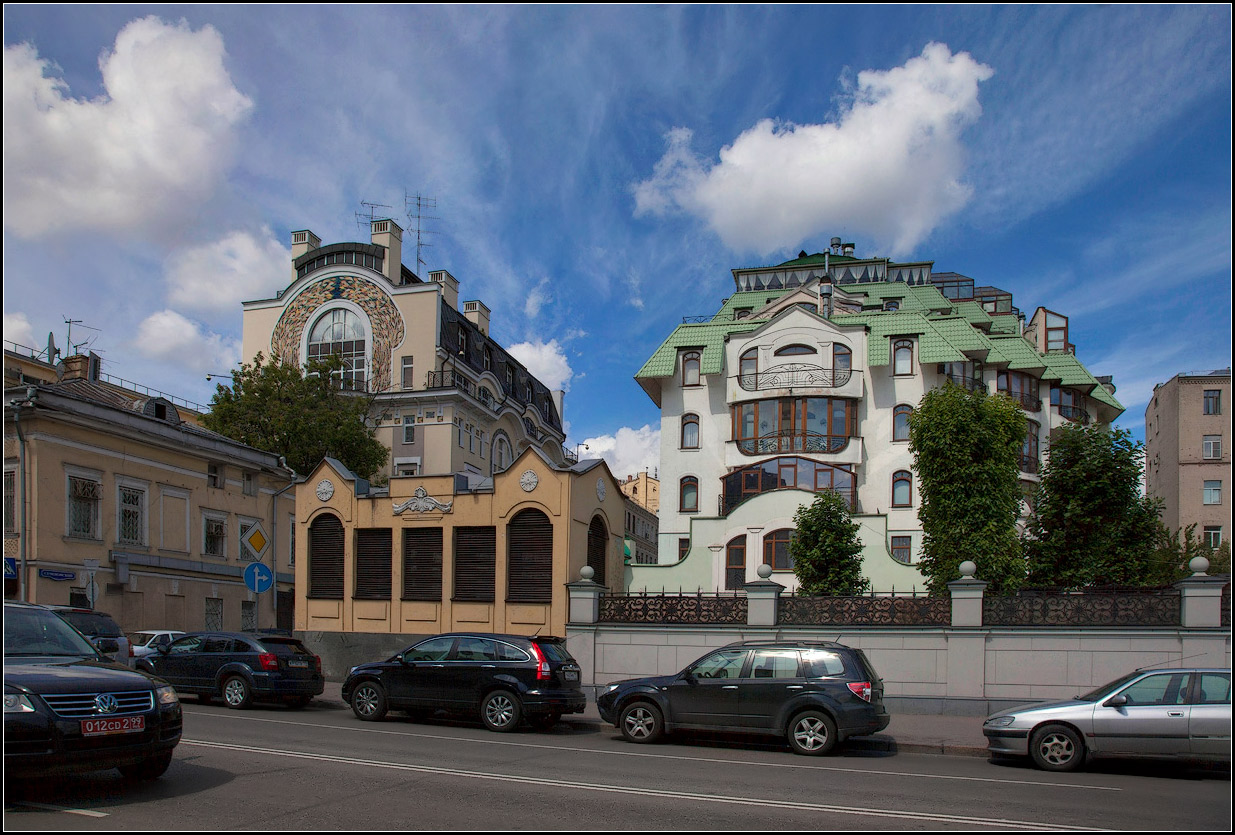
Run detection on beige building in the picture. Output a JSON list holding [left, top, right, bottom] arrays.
[[1145, 368, 1232, 549], [4, 353, 297, 632], [619, 471, 659, 513], [295, 449, 627, 638]]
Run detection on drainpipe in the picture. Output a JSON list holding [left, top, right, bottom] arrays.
[[268, 457, 298, 629], [12, 387, 38, 602]]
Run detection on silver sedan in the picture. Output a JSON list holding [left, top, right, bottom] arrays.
[[983, 667, 1231, 771]]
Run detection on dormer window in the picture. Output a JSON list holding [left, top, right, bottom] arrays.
[[681, 351, 701, 387]]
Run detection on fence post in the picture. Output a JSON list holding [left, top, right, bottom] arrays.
[[1175, 556, 1227, 628], [945, 560, 990, 705], [744, 564, 784, 627], [567, 566, 607, 625], [947, 560, 988, 627]]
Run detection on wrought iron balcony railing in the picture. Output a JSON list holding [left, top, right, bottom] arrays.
[[1000, 390, 1043, 412], [1019, 455, 1040, 474], [738, 364, 853, 391], [943, 373, 986, 393], [425, 370, 474, 397], [1057, 404, 1090, 425], [735, 432, 851, 455]]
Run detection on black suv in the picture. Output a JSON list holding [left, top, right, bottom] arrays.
[[136, 632, 324, 709], [596, 640, 889, 755], [342, 632, 586, 732], [4, 601, 182, 779], [45, 606, 131, 666]]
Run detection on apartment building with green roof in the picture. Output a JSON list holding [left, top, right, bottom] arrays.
[[632, 239, 1123, 593]]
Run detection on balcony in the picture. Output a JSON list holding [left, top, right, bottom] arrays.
[[1000, 390, 1043, 412], [735, 431, 852, 455], [1057, 404, 1090, 425], [1019, 455, 1040, 475], [943, 373, 986, 393], [739, 364, 852, 392], [425, 370, 475, 397]]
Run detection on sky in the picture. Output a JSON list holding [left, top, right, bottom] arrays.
[[3, 5, 1231, 479]]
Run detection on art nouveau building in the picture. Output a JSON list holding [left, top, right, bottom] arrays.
[[241, 220, 570, 483], [634, 240, 1123, 593]]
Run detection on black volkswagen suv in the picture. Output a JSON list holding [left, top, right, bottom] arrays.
[[4, 601, 182, 779], [343, 632, 586, 732], [596, 639, 889, 755]]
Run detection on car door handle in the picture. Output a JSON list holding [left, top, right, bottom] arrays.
[[482, 665, 495, 668], [722, 685, 739, 690], [1168, 711, 1185, 717], [786, 685, 804, 690]]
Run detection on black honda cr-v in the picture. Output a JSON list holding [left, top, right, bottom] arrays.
[[342, 632, 585, 732], [596, 639, 889, 755]]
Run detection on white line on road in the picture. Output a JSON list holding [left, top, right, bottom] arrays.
[[183, 709, 1121, 792], [183, 739, 1110, 831], [8, 801, 109, 818]]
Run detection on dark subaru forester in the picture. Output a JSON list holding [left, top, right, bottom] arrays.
[[4, 601, 182, 779], [596, 639, 889, 755]]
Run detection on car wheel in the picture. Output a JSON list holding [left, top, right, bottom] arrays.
[[481, 691, 522, 732], [528, 712, 561, 732], [788, 710, 838, 756], [350, 681, 388, 721], [619, 701, 664, 744], [1030, 724, 1085, 772], [222, 676, 252, 710], [118, 751, 173, 781]]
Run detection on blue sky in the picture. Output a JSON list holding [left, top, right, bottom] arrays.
[[3, 5, 1231, 477]]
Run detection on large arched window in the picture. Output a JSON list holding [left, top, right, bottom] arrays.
[[508, 509, 553, 603], [679, 476, 699, 513], [763, 529, 795, 571], [892, 470, 913, 507], [681, 414, 699, 449], [491, 433, 514, 475], [893, 404, 912, 442], [308, 308, 368, 390]]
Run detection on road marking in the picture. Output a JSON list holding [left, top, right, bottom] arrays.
[[183, 709, 1121, 792], [183, 739, 1110, 831], [8, 801, 109, 818]]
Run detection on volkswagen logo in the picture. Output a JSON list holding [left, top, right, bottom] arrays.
[[94, 693, 119, 714]]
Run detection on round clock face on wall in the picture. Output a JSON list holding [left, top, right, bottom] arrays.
[[520, 470, 539, 492], [315, 479, 335, 501]]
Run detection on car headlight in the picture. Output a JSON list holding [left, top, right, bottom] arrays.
[[155, 685, 180, 706], [984, 715, 1016, 727], [4, 692, 37, 714], [604, 684, 620, 694]]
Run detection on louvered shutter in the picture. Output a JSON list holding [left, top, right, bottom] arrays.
[[308, 514, 344, 599], [354, 528, 392, 600], [587, 517, 607, 587], [402, 528, 443, 601], [453, 526, 495, 602], [507, 510, 552, 603]]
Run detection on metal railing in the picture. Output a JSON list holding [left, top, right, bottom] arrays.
[[999, 389, 1042, 412], [984, 586, 1180, 627], [1056, 404, 1090, 425], [738, 365, 853, 391], [943, 373, 986, 393], [735, 432, 851, 455], [599, 590, 747, 624], [780, 592, 950, 626]]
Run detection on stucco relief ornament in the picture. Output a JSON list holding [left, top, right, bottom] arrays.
[[596, 478, 606, 501], [315, 479, 334, 501], [393, 486, 453, 515], [520, 469, 539, 492]]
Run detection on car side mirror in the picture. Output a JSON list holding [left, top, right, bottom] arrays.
[[680, 670, 696, 685], [157, 644, 171, 655], [94, 637, 120, 655], [1104, 694, 1128, 708]]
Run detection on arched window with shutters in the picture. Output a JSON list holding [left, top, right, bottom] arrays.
[[308, 514, 344, 599], [587, 516, 608, 587], [508, 509, 553, 603]]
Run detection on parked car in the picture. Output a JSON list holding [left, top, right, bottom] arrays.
[[136, 632, 324, 709], [342, 632, 586, 732], [596, 640, 888, 756], [128, 630, 185, 659], [4, 601, 182, 779], [45, 606, 131, 666], [983, 667, 1232, 772]]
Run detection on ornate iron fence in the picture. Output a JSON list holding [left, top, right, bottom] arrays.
[[599, 592, 747, 625], [1224, 584, 1231, 628], [983, 586, 1181, 627], [738, 365, 853, 391], [779, 593, 950, 626]]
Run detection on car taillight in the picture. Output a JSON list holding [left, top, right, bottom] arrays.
[[128, 644, 135, 657], [529, 642, 551, 681], [313, 655, 322, 673], [259, 652, 279, 671], [847, 681, 872, 702]]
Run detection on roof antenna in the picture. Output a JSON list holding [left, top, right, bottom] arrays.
[[405, 191, 439, 273]]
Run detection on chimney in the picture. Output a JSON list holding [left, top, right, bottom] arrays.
[[428, 270, 460, 309], [830, 237, 842, 255], [842, 242, 856, 257], [290, 230, 321, 281], [463, 300, 491, 336], [370, 219, 403, 284], [59, 353, 91, 381]]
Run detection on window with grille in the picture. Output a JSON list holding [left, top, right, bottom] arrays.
[[4, 469, 16, 533], [204, 515, 226, 557], [205, 597, 223, 630], [507, 509, 552, 603], [403, 528, 443, 601], [119, 485, 145, 545], [453, 527, 496, 602], [241, 600, 256, 632], [355, 528, 392, 600], [68, 476, 101, 539], [308, 514, 344, 598]]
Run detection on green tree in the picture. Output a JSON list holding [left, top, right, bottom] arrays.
[[1146, 523, 1232, 584], [203, 353, 388, 479], [790, 490, 871, 596], [908, 383, 1027, 596], [1023, 424, 1159, 588]]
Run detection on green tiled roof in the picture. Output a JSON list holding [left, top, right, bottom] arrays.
[[986, 334, 1048, 373], [635, 321, 763, 379], [1039, 351, 1123, 411]]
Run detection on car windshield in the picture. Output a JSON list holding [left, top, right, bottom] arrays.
[[534, 641, 575, 663], [128, 632, 155, 645], [4, 606, 101, 657], [1076, 671, 1144, 701], [262, 639, 313, 656], [56, 610, 123, 637]]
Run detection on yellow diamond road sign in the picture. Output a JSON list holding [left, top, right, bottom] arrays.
[[243, 522, 269, 557]]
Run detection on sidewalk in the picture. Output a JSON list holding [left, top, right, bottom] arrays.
[[314, 683, 990, 758]]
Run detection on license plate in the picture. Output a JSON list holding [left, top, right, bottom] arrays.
[[288, 659, 309, 668], [563, 670, 578, 681], [82, 715, 145, 736]]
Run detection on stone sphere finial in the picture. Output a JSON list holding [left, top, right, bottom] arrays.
[[1189, 556, 1210, 576], [958, 560, 977, 579], [580, 565, 595, 581], [757, 563, 773, 580]]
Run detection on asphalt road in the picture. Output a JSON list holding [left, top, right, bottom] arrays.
[[5, 698, 1230, 831]]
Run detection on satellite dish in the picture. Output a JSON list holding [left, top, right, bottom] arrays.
[[46, 332, 60, 363]]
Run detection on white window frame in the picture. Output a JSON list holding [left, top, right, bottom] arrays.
[[1203, 435, 1222, 459], [115, 476, 149, 547], [403, 417, 416, 444], [1203, 480, 1222, 505], [401, 356, 415, 390], [1203, 526, 1222, 550], [202, 510, 228, 558], [242, 471, 256, 497]]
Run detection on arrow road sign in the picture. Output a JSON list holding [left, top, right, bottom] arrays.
[[244, 561, 274, 594]]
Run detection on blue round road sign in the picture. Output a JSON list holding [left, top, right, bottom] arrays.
[[244, 561, 274, 594]]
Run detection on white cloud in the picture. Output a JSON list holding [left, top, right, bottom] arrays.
[[633, 43, 993, 257], [132, 309, 240, 373], [166, 228, 291, 314], [2, 16, 253, 240], [3, 312, 36, 349], [507, 338, 573, 392], [524, 277, 552, 319], [581, 425, 661, 479]]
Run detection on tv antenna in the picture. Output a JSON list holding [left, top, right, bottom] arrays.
[[63, 317, 100, 357], [405, 191, 438, 273], [355, 200, 394, 236]]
